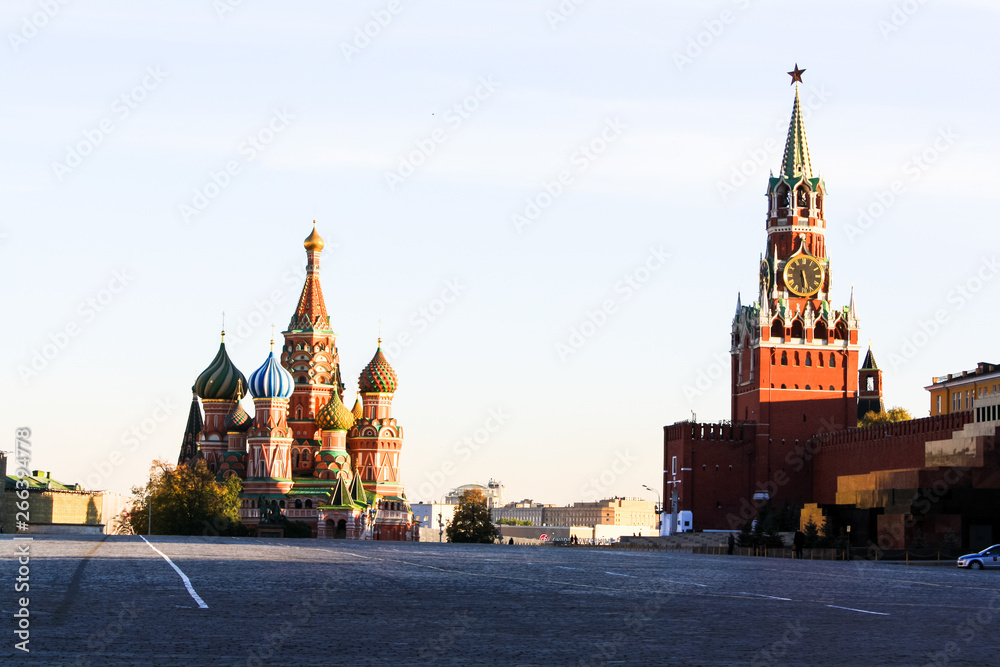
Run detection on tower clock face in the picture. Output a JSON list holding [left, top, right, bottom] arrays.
[[782, 255, 824, 297]]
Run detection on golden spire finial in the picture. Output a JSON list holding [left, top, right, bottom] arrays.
[[304, 221, 325, 252]]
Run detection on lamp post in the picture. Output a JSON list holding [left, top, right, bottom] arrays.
[[438, 512, 444, 543], [642, 484, 661, 534]]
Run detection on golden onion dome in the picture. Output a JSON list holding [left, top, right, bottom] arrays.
[[303, 221, 325, 252]]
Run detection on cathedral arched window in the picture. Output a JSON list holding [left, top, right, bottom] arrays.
[[294, 499, 302, 509], [296, 406, 302, 420], [292, 450, 299, 468], [830, 353, 836, 368], [829, 385, 834, 391], [781, 384, 787, 389], [805, 352, 812, 367], [781, 351, 788, 366], [305, 500, 312, 509], [279, 500, 285, 509]]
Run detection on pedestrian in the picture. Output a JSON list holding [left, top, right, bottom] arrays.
[[793, 528, 805, 559], [727, 533, 735, 555], [508, 537, 514, 545]]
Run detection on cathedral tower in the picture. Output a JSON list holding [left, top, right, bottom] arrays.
[[281, 222, 343, 479], [244, 342, 296, 497], [857, 345, 885, 420], [192, 332, 246, 472]]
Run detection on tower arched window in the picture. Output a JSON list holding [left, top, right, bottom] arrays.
[[296, 407, 302, 420], [770, 350, 776, 366], [292, 450, 299, 468], [776, 183, 790, 209], [835, 321, 848, 340], [781, 351, 788, 366], [814, 320, 828, 341], [805, 352, 812, 367], [794, 351, 800, 366], [818, 353, 824, 367], [796, 184, 810, 208], [830, 353, 836, 368], [867, 376, 874, 391], [791, 319, 804, 339], [771, 319, 783, 340]]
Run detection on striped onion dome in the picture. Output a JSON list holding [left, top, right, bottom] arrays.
[[358, 341, 397, 394], [194, 333, 247, 401], [351, 397, 363, 420], [316, 391, 355, 432], [225, 400, 252, 433], [248, 343, 294, 400]]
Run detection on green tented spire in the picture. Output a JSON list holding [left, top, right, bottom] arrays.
[[861, 343, 879, 370], [781, 86, 812, 179]]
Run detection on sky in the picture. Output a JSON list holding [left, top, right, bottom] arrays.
[[2, 1, 998, 507]]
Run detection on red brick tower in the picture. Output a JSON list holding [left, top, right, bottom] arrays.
[[730, 75, 861, 505], [281, 222, 343, 479], [857, 345, 885, 420]]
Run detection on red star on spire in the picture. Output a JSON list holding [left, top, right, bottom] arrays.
[[788, 63, 806, 85]]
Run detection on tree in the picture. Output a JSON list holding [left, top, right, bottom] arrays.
[[123, 459, 247, 536], [858, 406, 912, 427], [446, 489, 500, 544]]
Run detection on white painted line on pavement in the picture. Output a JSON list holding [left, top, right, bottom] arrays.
[[826, 604, 888, 616], [739, 592, 791, 601], [664, 580, 708, 587], [139, 536, 209, 609], [556, 566, 584, 571], [605, 571, 634, 577]]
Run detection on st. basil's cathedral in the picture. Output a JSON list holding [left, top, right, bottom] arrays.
[[177, 224, 414, 540]]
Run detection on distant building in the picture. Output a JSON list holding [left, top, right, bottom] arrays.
[[444, 479, 504, 508], [491, 497, 656, 529], [926, 362, 1000, 415], [1, 456, 127, 535], [411, 502, 455, 542]]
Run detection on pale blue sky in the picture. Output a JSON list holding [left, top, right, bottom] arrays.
[[2, 1, 998, 505]]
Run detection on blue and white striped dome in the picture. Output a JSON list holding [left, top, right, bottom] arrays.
[[248, 348, 294, 400]]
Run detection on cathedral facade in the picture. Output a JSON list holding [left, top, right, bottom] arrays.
[[179, 224, 414, 540]]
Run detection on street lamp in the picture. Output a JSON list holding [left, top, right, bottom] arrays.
[[438, 512, 444, 543], [642, 484, 661, 533]]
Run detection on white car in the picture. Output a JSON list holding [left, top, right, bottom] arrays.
[[957, 545, 1000, 570]]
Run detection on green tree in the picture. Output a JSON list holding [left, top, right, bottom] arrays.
[[124, 459, 246, 536], [803, 519, 820, 548], [858, 406, 912, 427], [446, 489, 500, 544]]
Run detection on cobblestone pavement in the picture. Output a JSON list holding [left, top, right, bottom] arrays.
[[3, 536, 1000, 665]]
